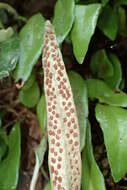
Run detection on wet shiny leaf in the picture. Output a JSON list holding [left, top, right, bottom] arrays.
[[96, 104, 127, 182], [0, 35, 19, 80], [86, 79, 127, 107], [71, 4, 101, 63], [16, 13, 45, 82], [19, 74, 40, 108], [98, 5, 118, 40], [0, 123, 21, 190], [90, 49, 113, 79], [82, 120, 106, 190], [53, 0, 75, 43], [68, 71, 88, 151]]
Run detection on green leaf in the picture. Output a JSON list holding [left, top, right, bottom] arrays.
[[71, 4, 101, 63], [44, 182, 51, 190], [118, 6, 127, 36], [30, 137, 47, 190], [90, 49, 113, 79], [86, 79, 127, 107], [98, 5, 118, 40], [115, 0, 127, 5], [101, 0, 109, 6], [53, 0, 75, 43], [19, 75, 40, 108], [82, 120, 106, 190], [0, 34, 19, 80], [0, 128, 8, 162], [68, 71, 88, 151], [0, 27, 14, 42], [16, 13, 45, 82], [96, 104, 127, 182], [0, 123, 21, 190], [104, 53, 122, 89], [36, 93, 47, 135]]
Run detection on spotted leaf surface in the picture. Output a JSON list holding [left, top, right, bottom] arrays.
[[42, 21, 81, 190]]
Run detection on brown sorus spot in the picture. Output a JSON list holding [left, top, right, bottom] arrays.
[[71, 146, 74, 151], [58, 84, 61, 89], [50, 115, 53, 120], [74, 124, 77, 129], [65, 106, 68, 111], [54, 119, 57, 124], [56, 113, 59, 118], [54, 151, 57, 156], [52, 111, 55, 115], [58, 176, 62, 183], [58, 156, 62, 162], [52, 105, 56, 110], [54, 64, 57, 70], [59, 148, 63, 153], [54, 170, 58, 175], [56, 135, 60, 140], [51, 148, 54, 153], [57, 129, 61, 134], [46, 78, 49, 85], [51, 157, 56, 163], [48, 107, 52, 112], [53, 125, 57, 129], [49, 130, 53, 135], [53, 180, 56, 186], [63, 117, 67, 123], [69, 139, 73, 144], [51, 138, 55, 144], [57, 77, 60, 81], [66, 133, 70, 138], [60, 65, 64, 70], [74, 141, 79, 146], [49, 34, 54, 40], [50, 165, 54, 173], [71, 118, 75, 123], [62, 101, 66, 106], [66, 112, 71, 117], [70, 108, 74, 113], [57, 164, 61, 169], [67, 122, 71, 127], [70, 129, 73, 133], [56, 142, 60, 147], [63, 78, 67, 83], [58, 184, 61, 190]]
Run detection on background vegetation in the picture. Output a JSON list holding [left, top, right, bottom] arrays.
[[0, 0, 127, 189]]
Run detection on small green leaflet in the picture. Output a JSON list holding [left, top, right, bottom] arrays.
[[53, 0, 75, 43], [0, 34, 19, 80], [68, 71, 88, 151], [82, 120, 106, 190], [104, 53, 122, 90], [0, 27, 14, 43], [71, 4, 101, 63], [19, 73, 40, 108], [96, 104, 127, 182], [16, 13, 45, 82], [36, 93, 47, 135], [98, 5, 118, 40], [86, 79, 127, 107], [0, 123, 21, 190], [90, 49, 113, 79]]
